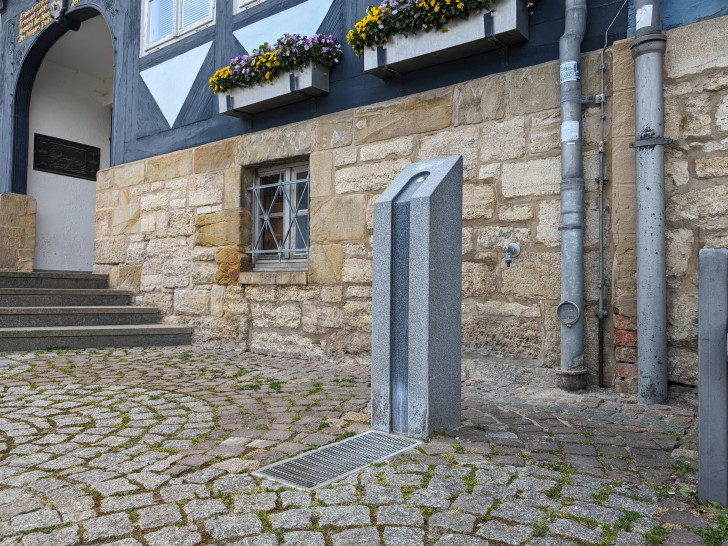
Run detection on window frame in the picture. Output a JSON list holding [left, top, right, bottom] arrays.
[[141, 0, 216, 55], [234, 0, 266, 14], [250, 162, 310, 270]]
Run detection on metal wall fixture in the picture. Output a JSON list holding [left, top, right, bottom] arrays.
[[502, 242, 520, 267]]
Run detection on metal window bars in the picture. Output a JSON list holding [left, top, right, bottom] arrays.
[[249, 171, 309, 264]]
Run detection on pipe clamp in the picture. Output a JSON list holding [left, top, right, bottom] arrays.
[[630, 137, 672, 148]]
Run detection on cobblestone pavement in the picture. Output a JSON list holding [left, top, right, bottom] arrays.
[[0, 346, 713, 545]]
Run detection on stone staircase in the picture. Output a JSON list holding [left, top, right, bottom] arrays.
[[0, 271, 193, 352]]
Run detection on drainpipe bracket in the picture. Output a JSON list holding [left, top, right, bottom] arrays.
[[630, 137, 672, 148], [581, 94, 595, 104]]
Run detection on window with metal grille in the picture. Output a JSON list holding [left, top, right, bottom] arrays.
[[251, 163, 309, 268], [143, 0, 214, 54]]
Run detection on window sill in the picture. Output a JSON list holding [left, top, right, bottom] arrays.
[[239, 271, 308, 285]]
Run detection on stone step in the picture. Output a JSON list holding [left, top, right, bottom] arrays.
[[0, 288, 133, 307], [0, 324, 193, 352], [0, 271, 109, 289], [0, 307, 161, 328]]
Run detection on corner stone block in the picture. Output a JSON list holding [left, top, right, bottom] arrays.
[[96, 168, 114, 191], [310, 195, 367, 243], [223, 168, 244, 210], [189, 172, 224, 207], [419, 126, 480, 180], [210, 284, 226, 317], [196, 209, 247, 248], [113, 161, 146, 188], [479, 117, 526, 163], [665, 16, 728, 79], [0, 227, 25, 249], [173, 289, 211, 316], [235, 120, 315, 165], [317, 111, 354, 150], [453, 73, 506, 126], [507, 61, 560, 116], [695, 157, 728, 179], [118, 265, 142, 292], [353, 88, 452, 145], [462, 184, 496, 220], [95, 210, 112, 239], [308, 244, 342, 285], [310, 152, 334, 198], [146, 150, 193, 183], [215, 246, 243, 285], [94, 238, 127, 265], [0, 193, 34, 215], [335, 159, 411, 194], [611, 39, 634, 92], [111, 204, 141, 236], [501, 157, 561, 198], [194, 138, 236, 174], [502, 252, 560, 299]]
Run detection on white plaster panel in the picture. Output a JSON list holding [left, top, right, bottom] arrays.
[[27, 62, 112, 271], [140, 41, 213, 128]]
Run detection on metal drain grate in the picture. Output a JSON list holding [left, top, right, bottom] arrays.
[[253, 430, 421, 490]]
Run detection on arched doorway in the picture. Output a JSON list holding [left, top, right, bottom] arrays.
[[23, 14, 113, 272]]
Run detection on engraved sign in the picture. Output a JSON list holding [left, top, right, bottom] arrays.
[[33, 134, 101, 181], [18, 2, 52, 43], [18, 0, 82, 43]]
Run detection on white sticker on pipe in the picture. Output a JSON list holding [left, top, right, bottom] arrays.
[[561, 121, 580, 142], [636, 5, 653, 30]]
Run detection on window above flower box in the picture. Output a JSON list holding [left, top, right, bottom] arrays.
[[352, 0, 530, 79]]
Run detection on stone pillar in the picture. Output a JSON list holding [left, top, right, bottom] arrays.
[[0, 193, 36, 272], [698, 248, 728, 506], [371, 156, 462, 439]]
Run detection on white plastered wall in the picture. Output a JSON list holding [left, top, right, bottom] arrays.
[[26, 17, 113, 272]]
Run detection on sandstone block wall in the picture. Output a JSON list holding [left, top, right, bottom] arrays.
[[94, 14, 728, 391], [96, 50, 608, 374], [610, 16, 728, 392], [0, 193, 36, 271]]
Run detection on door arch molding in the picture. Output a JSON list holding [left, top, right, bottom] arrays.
[[12, 5, 115, 194]]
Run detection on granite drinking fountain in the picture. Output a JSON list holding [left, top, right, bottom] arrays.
[[371, 156, 463, 439]]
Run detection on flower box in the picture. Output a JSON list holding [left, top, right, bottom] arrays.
[[219, 63, 330, 116], [363, 0, 528, 79]]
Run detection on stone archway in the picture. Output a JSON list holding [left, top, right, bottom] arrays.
[[14, 9, 114, 271]]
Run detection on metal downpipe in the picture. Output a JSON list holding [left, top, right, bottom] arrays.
[[557, 0, 587, 391], [631, 0, 668, 404]]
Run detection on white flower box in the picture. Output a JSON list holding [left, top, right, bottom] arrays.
[[363, 0, 528, 79], [219, 62, 329, 116]]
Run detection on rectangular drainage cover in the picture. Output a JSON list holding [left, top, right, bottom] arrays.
[[253, 430, 421, 490]]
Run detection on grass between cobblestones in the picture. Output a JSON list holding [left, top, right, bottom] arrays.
[[0, 346, 708, 545]]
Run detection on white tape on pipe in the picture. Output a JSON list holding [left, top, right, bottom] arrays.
[[561, 121, 580, 143], [636, 5, 653, 30]]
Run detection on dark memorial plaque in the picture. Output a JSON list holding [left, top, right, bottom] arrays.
[[33, 134, 101, 181]]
